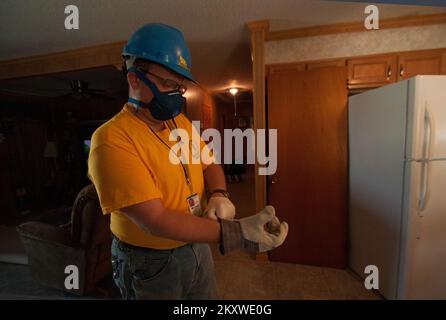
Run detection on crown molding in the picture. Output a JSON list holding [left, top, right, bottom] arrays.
[[266, 13, 446, 42]]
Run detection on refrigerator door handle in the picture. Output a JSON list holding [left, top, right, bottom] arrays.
[[418, 105, 432, 213], [421, 104, 431, 161], [418, 162, 429, 213]]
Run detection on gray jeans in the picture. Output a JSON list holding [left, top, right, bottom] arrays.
[[111, 236, 219, 300]]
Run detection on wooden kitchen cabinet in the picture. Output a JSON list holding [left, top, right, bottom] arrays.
[[347, 49, 446, 89], [307, 59, 345, 70], [398, 49, 446, 80], [267, 62, 305, 74], [266, 59, 347, 75], [268, 48, 446, 91], [347, 54, 397, 89]]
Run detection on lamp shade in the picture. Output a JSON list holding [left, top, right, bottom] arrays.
[[43, 141, 58, 158]]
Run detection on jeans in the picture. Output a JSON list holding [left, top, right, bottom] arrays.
[[111, 236, 219, 300]]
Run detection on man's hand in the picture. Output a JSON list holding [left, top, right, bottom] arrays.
[[219, 205, 288, 254], [205, 195, 236, 221]]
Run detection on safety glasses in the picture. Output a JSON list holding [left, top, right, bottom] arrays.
[[138, 68, 187, 94]]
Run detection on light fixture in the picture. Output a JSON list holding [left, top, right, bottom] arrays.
[[229, 87, 238, 116]]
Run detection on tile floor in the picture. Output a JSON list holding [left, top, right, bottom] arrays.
[[217, 167, 383, 300]]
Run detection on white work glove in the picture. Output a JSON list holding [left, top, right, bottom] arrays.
[[219, 205, 289, 254], [205, 196, 236, 221]]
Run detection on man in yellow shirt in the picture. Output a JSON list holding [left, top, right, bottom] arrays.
[[88, 23, 288, 300]]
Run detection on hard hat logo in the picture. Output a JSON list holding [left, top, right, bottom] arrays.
[[178, 55, 189, 71]]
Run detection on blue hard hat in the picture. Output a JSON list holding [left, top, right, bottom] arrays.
[[123, 23, 195, 82]]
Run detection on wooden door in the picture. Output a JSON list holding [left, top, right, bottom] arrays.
[[347, 54, 396, 89], [398, 49, 446, 80], [267, 67, 348, 268]]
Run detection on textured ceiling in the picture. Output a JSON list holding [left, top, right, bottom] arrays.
[[1, 0, 445, 93]]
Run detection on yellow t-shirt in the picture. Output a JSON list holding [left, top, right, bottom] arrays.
[[87, 104, 211, 249]]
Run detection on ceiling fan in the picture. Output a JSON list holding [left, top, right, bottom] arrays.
[[57, 80, 115, 100]]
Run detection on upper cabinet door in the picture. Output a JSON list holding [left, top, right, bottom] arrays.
[[398, 49, 446, 80], [347, 54, 397, 89]]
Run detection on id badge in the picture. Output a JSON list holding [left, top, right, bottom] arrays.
[[186, 193, 203, 216]]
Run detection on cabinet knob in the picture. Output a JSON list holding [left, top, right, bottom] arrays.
[[387, 66, 392, 80], [270, 178, 278, 184], [400, 65, 404, 78]]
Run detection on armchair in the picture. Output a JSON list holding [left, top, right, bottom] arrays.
[[16, 184, 112, 296]]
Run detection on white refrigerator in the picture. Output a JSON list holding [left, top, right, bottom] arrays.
[[348, 75, 446, 300]]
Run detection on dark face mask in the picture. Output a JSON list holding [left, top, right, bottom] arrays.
[[127, 67, 185, 121]]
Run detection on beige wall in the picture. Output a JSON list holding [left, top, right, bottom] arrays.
[[265, 24, 446, 64]]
